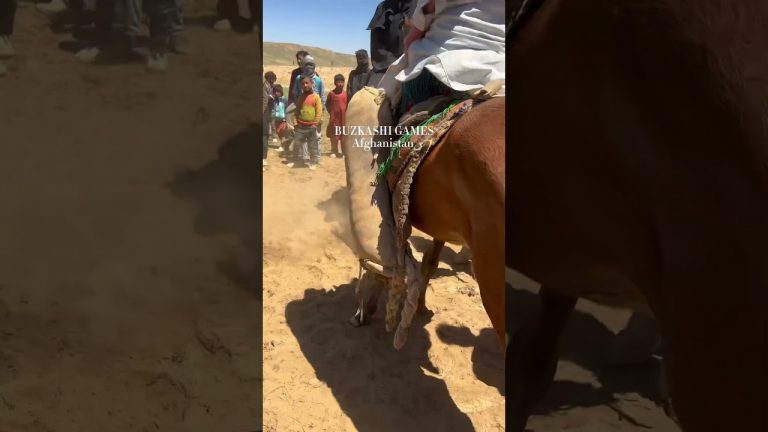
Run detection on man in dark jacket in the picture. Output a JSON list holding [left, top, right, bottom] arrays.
[[288, 50, 309, 103], [346, 49, 371, 105], [366, 0, 416, 86]]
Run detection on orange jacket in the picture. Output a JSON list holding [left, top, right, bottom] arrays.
[[296, 92, 323, 127]]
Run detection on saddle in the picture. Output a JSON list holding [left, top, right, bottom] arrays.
[[366, 79, 502, 349], [379, 80, 503, 248]]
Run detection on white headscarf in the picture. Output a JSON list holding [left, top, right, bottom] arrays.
[[378, 0, 505, 105]]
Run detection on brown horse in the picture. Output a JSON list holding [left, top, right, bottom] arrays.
[[506, 1, 768, 431], [342, 88, 506, 350], [408, 96, 506, 348]]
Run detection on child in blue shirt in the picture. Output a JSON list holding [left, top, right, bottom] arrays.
[[271, 84, 290, 153]]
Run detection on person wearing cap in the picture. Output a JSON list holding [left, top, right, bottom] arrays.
[[291, 54, 325, 106]]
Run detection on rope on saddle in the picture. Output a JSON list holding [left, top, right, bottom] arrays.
[[391, 99, 475, 247], [376, 99, 462, 178], [384, 98, 477, 349], [376, 80, 501, 349]]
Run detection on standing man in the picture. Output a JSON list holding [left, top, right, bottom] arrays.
[[346, 49, 371, 104], [0, 0, 16, 76], [292, 55, 324, 106], [124, 0, 188, 54], [263, 71, 277, 166], [140, 0, 176, 72], [288, 50, 309, 104]]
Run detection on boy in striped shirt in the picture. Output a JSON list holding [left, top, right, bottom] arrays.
[[287, 76, 323, 170]]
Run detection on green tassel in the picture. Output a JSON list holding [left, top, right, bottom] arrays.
[[377, 100, 462, 178]]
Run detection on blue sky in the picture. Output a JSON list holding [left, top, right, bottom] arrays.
[[263, 0, 382, 54]]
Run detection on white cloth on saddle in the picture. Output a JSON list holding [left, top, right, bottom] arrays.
[[377, 0, 506, 106]]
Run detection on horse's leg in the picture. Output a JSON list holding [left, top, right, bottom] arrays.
[[507, 286, 577, 432], [417, 239, 444, 315], [363, 275, 385, 319], [349, 270, 385, 327], [470, 232, 505, 348]]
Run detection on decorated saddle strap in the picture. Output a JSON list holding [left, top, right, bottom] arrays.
[[390, 99, 476, 247]]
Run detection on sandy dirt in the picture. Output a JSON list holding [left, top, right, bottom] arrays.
[[0, 4, 684, 429], [262, 61, 505, 431], [262, 58, 680, 430], [0, 4, 261, 432]]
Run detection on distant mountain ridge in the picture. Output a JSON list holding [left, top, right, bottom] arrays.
[[264, 42, 357, 67]]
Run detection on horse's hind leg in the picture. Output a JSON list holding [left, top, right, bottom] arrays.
[[469, 232, 505, 348], [349, 270, 385, 327], [507, 285, 577, 432], [417, 239, 445, 315]]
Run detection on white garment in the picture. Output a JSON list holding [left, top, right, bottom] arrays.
[[378, 0, 505, 106]]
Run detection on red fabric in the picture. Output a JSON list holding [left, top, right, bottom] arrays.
[[330, 137, 342, 155], [274, 120, 287, 138], [325, 89, 347, 139]]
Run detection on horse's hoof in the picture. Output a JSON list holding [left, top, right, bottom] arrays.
[[348, 309, 367, 327], [348, 314, 363, 327]]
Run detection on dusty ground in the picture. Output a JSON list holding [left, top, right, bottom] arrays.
[[262, 56, 680, 430], [261, 74, 506, 430], [262, 62, 504, 431], [261, 157, 679, 432], [0, 4, 261, 432], [0, 4, 684, 429]]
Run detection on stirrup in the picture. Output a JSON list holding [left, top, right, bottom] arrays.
[[359, 258, 392, 279]]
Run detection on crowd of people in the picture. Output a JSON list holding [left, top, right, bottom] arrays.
[[0, 0, 258, 74], [262, 48, 372, 171]]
